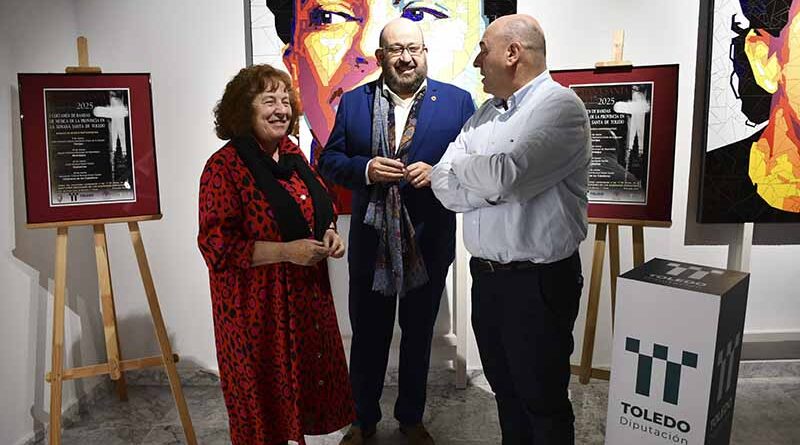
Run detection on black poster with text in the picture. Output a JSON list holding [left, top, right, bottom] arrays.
[[571, 82, 653, 204], [44, 88, 135, 206]]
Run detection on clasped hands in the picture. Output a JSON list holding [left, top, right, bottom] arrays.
[[368, 156, 431, 188], [285, 228, 344, 266]]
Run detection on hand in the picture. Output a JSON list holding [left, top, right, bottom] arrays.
[[405, 161, 432, 188], [368, 156, 405, 183], [284, 239, 329, 266], [323, 229, 345, 259]]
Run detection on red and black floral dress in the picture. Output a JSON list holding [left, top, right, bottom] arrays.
[[197, 136, 355, 444]]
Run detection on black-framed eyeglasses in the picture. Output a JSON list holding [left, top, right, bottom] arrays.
[[380, 44, 426, 57]]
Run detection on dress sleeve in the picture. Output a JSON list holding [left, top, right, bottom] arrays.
[[197, 154, 256, 272]]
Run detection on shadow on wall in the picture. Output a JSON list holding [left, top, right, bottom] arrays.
[[117, 312, 180, 365], [10, 84, 108, 433], [105, 312, 200, 385]]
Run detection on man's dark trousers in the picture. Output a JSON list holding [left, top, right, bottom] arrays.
[[348, 262, 448, 428], [470, 251, 583, 445]]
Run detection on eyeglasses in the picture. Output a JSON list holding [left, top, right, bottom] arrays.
[[380, 44, 426, 57]]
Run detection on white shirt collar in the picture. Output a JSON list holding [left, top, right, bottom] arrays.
[[381, 79, 428, 107], [493, 70, 551, 112]]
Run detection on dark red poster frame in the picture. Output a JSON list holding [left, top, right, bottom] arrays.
[[551, 64, 678, 224], [18, 73, 160, 226]]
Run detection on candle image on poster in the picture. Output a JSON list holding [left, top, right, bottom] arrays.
[[44, 88, 135, 206], [570, 82, 653, 204]]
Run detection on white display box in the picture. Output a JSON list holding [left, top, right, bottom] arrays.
[[605, 258, 749, 445]]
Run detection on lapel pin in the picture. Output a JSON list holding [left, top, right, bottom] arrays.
[[431, 95, 437, 102]]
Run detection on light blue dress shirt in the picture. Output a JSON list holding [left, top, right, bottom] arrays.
[[431, 71, 591, 264]]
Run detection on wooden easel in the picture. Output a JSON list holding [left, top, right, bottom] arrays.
[[594, 29, 632, 69], [569, 31, 671, 384], [570, 219, 669, 383], [37, 37, 196, 445]]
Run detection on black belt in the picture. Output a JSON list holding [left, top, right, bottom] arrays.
[[470, 257, 540, 274]]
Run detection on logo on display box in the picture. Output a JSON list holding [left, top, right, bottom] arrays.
[[715, 332, 740, 403], [625, 336, 698, 405], [617, 336, 699, 444], [647, 263, 725, 288], [708, 332, 743, 437]]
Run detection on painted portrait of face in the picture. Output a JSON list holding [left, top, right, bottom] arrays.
[[699, 0, 800, 222], [249, 1, 516, 148], [741, 0, 800, 213], [288, 0, 487, 147]]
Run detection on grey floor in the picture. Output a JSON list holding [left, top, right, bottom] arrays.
[[38, 368, 800, 444]]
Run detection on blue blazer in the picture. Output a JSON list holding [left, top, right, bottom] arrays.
[[318, 79, 475, 280]]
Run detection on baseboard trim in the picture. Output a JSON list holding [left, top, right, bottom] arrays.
[[741, 341, 800, 360], [741, 331, 800, 360], [738, 360, 800, 378], [743, 331, 800, 343]]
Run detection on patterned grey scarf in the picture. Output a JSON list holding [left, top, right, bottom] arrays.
[[364, 82, 429, 297]]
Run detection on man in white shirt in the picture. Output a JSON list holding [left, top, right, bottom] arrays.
[[431, 14, 591, 444]]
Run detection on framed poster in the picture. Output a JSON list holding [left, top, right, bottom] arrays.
[[245, 0, 517, 213], [18, 73, 160, 226], [552, 65, 679, 224], [696, 0, 800, 223]]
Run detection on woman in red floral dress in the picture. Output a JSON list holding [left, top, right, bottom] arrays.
[[198, 64, 355, 445]]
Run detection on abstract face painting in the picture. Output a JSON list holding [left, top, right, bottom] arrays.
[[249, 0, 515, 145], [247, 1, 515, 212], [700, 0, 800, 222]]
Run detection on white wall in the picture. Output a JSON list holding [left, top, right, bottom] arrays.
[[2, 1, 800, 444], [69, 0, 246, 371], [1, 1, 107, 444]]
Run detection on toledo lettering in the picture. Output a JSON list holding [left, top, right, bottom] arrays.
[[648, 263, 725, 288]]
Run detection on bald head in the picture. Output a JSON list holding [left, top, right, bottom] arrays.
[[379, 18, 425, 48], [474, 14, 547, 99], [489, 14, 546, 57]]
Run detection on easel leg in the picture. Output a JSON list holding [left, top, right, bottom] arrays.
[[632, 225, 645, 267], [578, 223, 607, 384], [49, 227, 69, 445], [608, 225, 620, 331], [128, 222, 197, 444], [108, 287, 128, 401], [93, 224, 128, 400]]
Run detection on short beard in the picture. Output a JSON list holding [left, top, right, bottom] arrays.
[[383, 61, 426, 96]]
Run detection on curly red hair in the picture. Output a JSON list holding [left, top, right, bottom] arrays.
[[214, 64, 300, 140]]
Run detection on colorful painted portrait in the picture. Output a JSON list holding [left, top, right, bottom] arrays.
[[699, 0, 800, 222], [247, 0, 516, 211]]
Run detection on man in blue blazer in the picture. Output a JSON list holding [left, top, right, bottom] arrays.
[[318, 18, 474, 445]]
